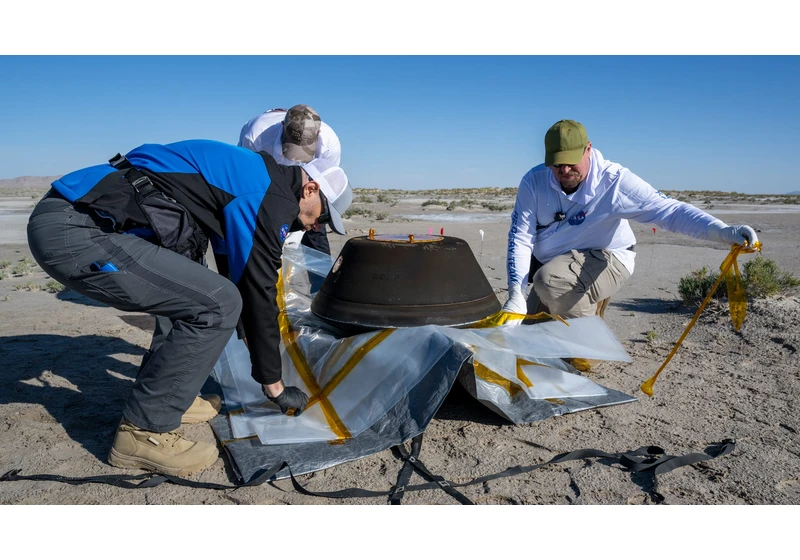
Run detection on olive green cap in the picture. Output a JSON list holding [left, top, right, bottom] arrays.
[[544, 120, 589, 166]]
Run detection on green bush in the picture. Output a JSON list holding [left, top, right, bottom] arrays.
[[11, 257, 36, 277], [344, 206, 373, 218], [678, 266, 725, 305], [45, 280, 68, 293], [678, 256, 799, 304], [481, 202, 513, 212], [741, 256, 800, 298], [375, 211, 389, 221], [446, 199, 474, 211]]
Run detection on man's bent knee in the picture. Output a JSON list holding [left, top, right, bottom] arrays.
[[213, 283, 242, 329]]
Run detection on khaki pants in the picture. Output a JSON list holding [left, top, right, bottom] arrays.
[[526, 249, 631, 319]]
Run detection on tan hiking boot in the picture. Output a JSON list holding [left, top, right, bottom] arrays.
[[108, 421, 218, 476], [564, 357, 597, 372], [180, 394, 222, 424]]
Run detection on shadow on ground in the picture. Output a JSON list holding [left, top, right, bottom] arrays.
[[0, 334, 142, 463], [611, 298, 685, 315]]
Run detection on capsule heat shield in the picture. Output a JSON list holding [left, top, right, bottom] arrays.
[[311, 234, 500, 333]]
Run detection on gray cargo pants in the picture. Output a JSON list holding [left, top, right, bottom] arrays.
[[527, 249, 631, 319], [27, 194, 242, 432]]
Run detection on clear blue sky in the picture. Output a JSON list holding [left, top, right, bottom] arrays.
[[1, 55, 798, 193]]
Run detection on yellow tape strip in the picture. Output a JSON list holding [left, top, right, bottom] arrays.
[[319, 336, 359, 381], [308, 328, 395, 408], [516, 357, 551, 388], [640, 241, 762, 397], [473, 359, 522, 397], [276, 270, 351, 439], [467, 310, 569, 328]]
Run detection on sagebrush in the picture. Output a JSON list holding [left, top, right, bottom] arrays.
[[678, 256, 799, 305]]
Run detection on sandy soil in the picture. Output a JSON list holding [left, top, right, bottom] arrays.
[[1, 190, 799, 507]]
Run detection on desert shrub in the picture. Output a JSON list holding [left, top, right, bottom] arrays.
[[421, 199, 445, 207], [344, 206, 373, 218], [678, 266, 725, 305], [14, 281, 41, 292], [12, 257, 36, 277], [375, 211, 389, 221], [355, 195, 375, 204], [376, 192, 394, 204], [0, 260, 11, 269], [446, 199, 474, 211], [741, 256, 800, 298], [481, 202, 513, 212], [45, 280, 68, 293], [678, 257, 799, 304]]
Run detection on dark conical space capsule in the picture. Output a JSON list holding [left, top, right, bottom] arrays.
[[311, 233, 500, 333]]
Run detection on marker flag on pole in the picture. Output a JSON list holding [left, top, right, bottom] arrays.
[[479, 229, 484, 241], [429, 228, 433, 235], [440, 228, 444, 235]]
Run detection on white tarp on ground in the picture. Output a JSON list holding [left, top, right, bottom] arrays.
[[213, 244, 632, 446]]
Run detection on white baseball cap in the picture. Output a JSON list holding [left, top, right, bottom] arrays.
[[302, 158, 352, 235]]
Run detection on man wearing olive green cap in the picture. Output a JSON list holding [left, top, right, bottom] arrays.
[[504, 120, 759, 356]]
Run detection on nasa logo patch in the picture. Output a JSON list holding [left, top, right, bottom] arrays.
[[568, 211, 586, 226], [279, 224, 290, 244]]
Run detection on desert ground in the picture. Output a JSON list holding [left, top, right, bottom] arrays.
[[1, 182, 799, 507]]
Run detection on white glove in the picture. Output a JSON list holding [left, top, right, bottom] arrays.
[[707, 223, 758, 247], [502, 286, 527, 325]]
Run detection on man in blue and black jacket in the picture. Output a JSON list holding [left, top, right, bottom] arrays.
[[27, 139, 353, 477]]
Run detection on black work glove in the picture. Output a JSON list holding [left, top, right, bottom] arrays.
[[266, 385, 309, 416]]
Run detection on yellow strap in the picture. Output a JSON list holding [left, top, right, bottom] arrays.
[[468, 310, 569, 328], [276, 270, 351, 439], [307, 328, 395, 407], [640, 241, 761, 397], [516, 357, 550, 388], [473, 359, 523, 397]]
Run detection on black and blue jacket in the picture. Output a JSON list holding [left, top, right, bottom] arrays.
[[52, 139, 305, 385]]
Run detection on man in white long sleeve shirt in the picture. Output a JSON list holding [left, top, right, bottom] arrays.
[[238, 104, 343, 259], [504, 119, 759, 323]]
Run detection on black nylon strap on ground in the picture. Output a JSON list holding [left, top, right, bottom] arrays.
[[389, 436, 419, 505], [0, 440, 735, 503], [284, 438, 735, 504], [0, 460, 287, 491], [392, 435, 473, 505]]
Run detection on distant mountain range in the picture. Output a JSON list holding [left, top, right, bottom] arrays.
[[2, 174, 800, 196], [0, 176, 61, 190]]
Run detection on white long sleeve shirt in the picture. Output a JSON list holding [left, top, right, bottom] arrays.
[[507, 148, 727, 292], [237, 109, 342, 166]]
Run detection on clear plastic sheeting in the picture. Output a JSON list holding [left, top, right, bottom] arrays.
[[212, 243, 634, 447]]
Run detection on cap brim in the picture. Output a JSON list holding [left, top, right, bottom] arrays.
[[327, 206, 346, 235], [545, 147, 584, 166]]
